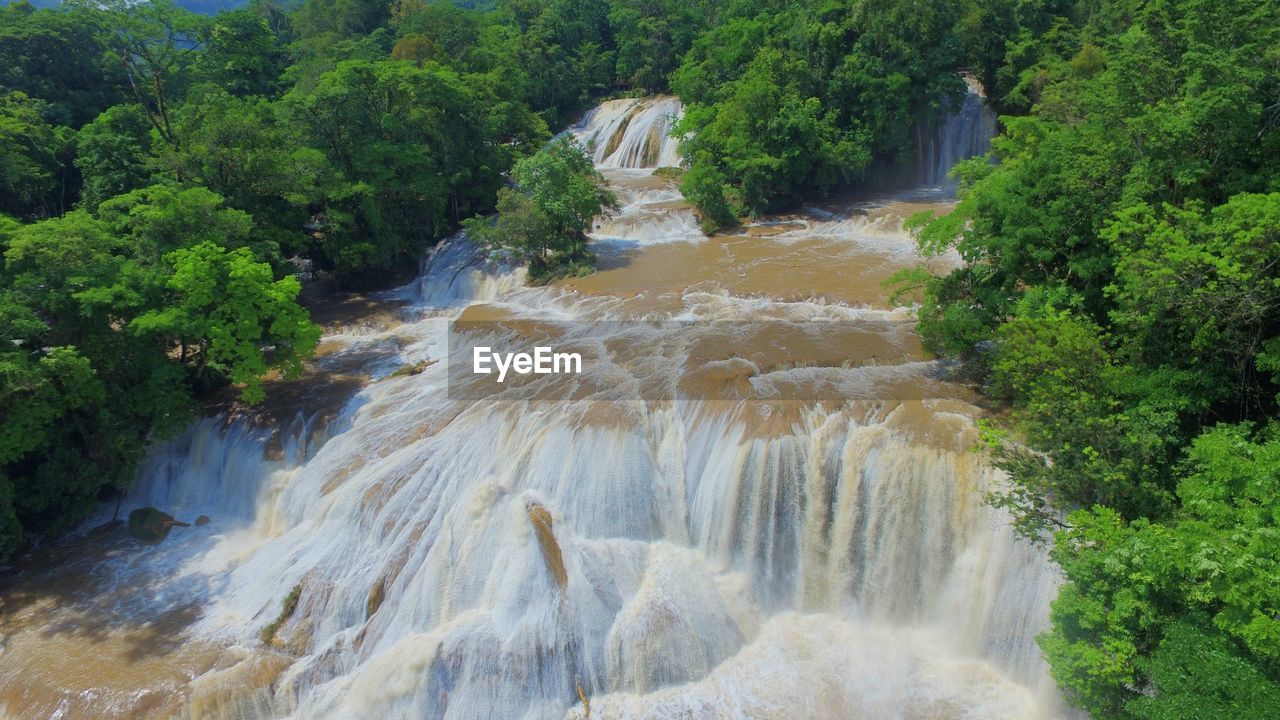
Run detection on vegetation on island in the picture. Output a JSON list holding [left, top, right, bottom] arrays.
[[465, 137, 617, 283], [259, 582, 302, 645]]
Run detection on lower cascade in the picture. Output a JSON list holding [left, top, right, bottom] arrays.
[[0, 96, 1067, 720]]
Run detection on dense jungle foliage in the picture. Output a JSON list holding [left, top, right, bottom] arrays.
[[901, 0, 1280, 717]]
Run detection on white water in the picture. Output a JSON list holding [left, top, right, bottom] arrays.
[[917, 76, 998, 189], [27, 92, 1065, 720], [415, 230, 527, 307], [589, 168, 704, 247], [570, 96, 683, 169]]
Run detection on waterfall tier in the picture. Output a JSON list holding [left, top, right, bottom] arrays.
[[570, 96, 683, 169], [917, 76, 999, 189]]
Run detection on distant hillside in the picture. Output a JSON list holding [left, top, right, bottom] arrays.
[[173, 0, 246, 12], [10, 0, 489, 14], [173, 0, 247, 12], [11, 0, 248, 13]]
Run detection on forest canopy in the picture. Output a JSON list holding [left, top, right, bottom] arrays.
[[899, 0, 1280, 716]]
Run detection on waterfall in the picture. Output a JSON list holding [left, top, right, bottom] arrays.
[[918, 76, 998, 189], [415, 230, 527, 307], [5, 97, 1066, 720], [569, 96, 682, 169]]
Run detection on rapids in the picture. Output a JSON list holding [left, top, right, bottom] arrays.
[[0, 86, 1066, 720]]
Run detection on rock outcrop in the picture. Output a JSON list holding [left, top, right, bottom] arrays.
[[127, 507, 190, 543]]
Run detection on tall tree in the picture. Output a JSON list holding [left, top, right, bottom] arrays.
[[0, 1, 125, 128], [75, 104, 155, 210], [75, 0, 208, 148], [0, 92, 74, 220], [131, 242, 320, 403], [284, 59, 515, 281]]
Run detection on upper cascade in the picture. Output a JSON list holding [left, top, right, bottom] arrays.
[[570, 96, 683, 169], [917, 75, 998, 189]]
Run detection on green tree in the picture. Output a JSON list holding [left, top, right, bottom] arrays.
[[465, 136, 615, 282], [96, 184, 274, 262], [198, 7, 290, 97], [392, 0, 480, 58], [0, 2, 125, 128], [1127, 622, 1280, 720], [164, 88, 327, 258], [0, 92, 74, 220], [131, 241, 320, 403], [77, 0, 209, 148], [1105, 195, 1280, 417], [75, 104, 155, 210], [672, 0, 965, 220], [910, 0, 1280, 537], [679, 160, 735, 233], [608, 0, 710, 91], [0, 182, 320, 556], [907, 3, 1280, 716], [294, 0, 392, 40], [284, 58, 520, 282], [981, 304, 1186, 537], [1044, 424, 1280, 718], [0, 344, 110, 546], [1, 211, 191, 557]]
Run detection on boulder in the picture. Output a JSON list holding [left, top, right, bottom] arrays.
[[127, 507, 190, 543], [527, 502, 567, 591], [366, 578, 385, 619]]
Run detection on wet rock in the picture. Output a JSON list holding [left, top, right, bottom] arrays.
[[527, 502, 567, 591], [366, 578, 385, 619], [389, 359, 436, 378], [127, 507, 190, 544], [194, 515, 211, 527]]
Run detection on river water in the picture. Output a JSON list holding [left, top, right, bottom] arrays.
[[0, 93, 1063, 720]]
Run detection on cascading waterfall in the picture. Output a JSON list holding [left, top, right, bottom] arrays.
[[917, 75, 999, 189], [587, 175, 704, 246], [1, 89, 1068, 720], [415, 230, 527, 308], [570, 96, 683, 169]]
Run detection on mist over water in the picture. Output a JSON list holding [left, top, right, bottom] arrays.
[[0, 85, 1065, 719]]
